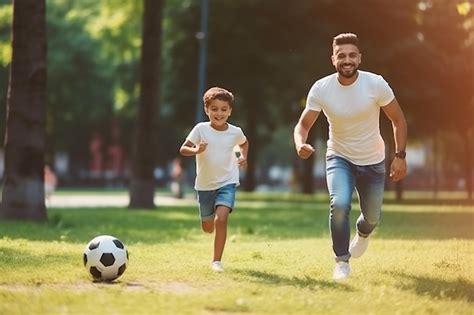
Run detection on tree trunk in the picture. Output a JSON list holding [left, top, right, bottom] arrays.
[[395, 180, 404, 201], [382, 118, 395, 192], [129, 0, 163, 209], [432, 132, 439, 198], [0, 0, 47, 221], [301, 129, 316, 194], [242, 107, 256, 191], [462, 130, 473, 200]]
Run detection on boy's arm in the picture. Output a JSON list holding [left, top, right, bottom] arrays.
[[179, 140, 207, 156], [237, 140, 249, 168]]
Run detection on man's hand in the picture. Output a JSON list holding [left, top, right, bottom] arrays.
[[296, 143, 315, 159], [390, 158, 407, 182]]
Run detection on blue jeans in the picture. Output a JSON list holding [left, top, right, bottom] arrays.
[[326, 155, 386, 262]]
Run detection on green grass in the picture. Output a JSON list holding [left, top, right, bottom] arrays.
[[0, 193, 473, 314]]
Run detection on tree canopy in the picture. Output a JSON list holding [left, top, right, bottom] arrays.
[[0, 0, 472, 195]]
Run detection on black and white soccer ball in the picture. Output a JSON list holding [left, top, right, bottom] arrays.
[[83, 235, 129, 281]]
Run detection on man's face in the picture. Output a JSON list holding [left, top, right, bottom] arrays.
[[331, 44, 361, 79]]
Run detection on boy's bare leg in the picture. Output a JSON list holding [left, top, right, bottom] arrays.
[[213, 205, 230, 262], [201, 219, 214, 233]]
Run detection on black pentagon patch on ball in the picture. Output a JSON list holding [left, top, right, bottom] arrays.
[[118, 263, 127, 276], [113, 239, 124, 249], [100, 253, 115, 267], [90, 266, 101, 279], [88, 241, 100, 250], [83, 253, 87, 266]]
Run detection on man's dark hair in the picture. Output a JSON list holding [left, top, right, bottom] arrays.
[[332, 33, 360, 51]]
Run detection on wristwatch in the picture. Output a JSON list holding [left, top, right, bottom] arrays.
[[394, 151, 406, 159]]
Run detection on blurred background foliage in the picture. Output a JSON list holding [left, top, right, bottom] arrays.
[[0, 0, 472, 196]]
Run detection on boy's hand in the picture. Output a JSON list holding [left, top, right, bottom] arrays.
[[195, 141, 208, 154], [237, 157, 247, 168], [296, 143, 315, 159]]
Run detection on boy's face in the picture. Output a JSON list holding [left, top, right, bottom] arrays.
[[204, 99, 232, 130]]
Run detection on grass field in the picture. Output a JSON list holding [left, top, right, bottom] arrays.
[[0, 192, 473, 314]]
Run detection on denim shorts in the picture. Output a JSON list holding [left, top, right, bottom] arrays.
[[197, 183, 236, 221]]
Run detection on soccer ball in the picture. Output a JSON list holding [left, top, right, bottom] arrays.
[[83, 235, 129, 281]]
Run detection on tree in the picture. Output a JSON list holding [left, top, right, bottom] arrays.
[[0, 4, 12, 133], [46, 2, 115, 169], [393, 0, 474, 198], [0, 0, 47, 221], [422, 1, 474, 199], [129, 0, 163, 208]]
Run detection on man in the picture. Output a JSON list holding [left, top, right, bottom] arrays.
[[294, 33, 407, 280]]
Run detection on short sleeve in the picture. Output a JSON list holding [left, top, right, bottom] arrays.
[[305, 82, 322, 112], [376, 75, 395, 107], [186, 124, 201, 145], [236, 127, 247, 146]]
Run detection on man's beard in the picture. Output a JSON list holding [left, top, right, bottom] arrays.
[[337, 64, 358, 79]]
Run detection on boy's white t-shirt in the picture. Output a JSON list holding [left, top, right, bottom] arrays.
[[187, 122, 247, 190], [306, 70, 395, 165]]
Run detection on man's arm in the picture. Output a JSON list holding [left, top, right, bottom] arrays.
[[382, 98, 408, 181], [293, 108, 320, 159]]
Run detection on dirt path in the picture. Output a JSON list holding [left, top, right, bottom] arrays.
[[48, 194, 195, 208]]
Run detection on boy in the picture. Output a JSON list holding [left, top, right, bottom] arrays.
[[180, 87, 249, 272]]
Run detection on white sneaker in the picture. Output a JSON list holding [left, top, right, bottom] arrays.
[[211, 261, 224, 272], [333, 261, 350, 280], [349, 233, 369, 258]]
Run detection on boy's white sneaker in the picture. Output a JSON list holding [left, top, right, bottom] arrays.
[[211, 261, 224, 272], [333, 261, 350, 281], [349, 233, 369, 258]]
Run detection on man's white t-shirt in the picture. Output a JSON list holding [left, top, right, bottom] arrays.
[[306, 70, 395, 165], [187, 122, 247, 190]]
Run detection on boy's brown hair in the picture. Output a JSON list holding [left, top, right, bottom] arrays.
[[203, 87, 234, 108], [332, 33, 360, 51]]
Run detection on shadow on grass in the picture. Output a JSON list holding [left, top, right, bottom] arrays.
[[0, 206, 201, 244], [233, 269, 353, 291], [237, 192, 474, 206], [390, 271, 474, 302], [378, 211, 474, 240], [0, 246, 76, 267], [0, 203, 472, 243], [233, 206, 474, 240], [383, 199, 474, 206]]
